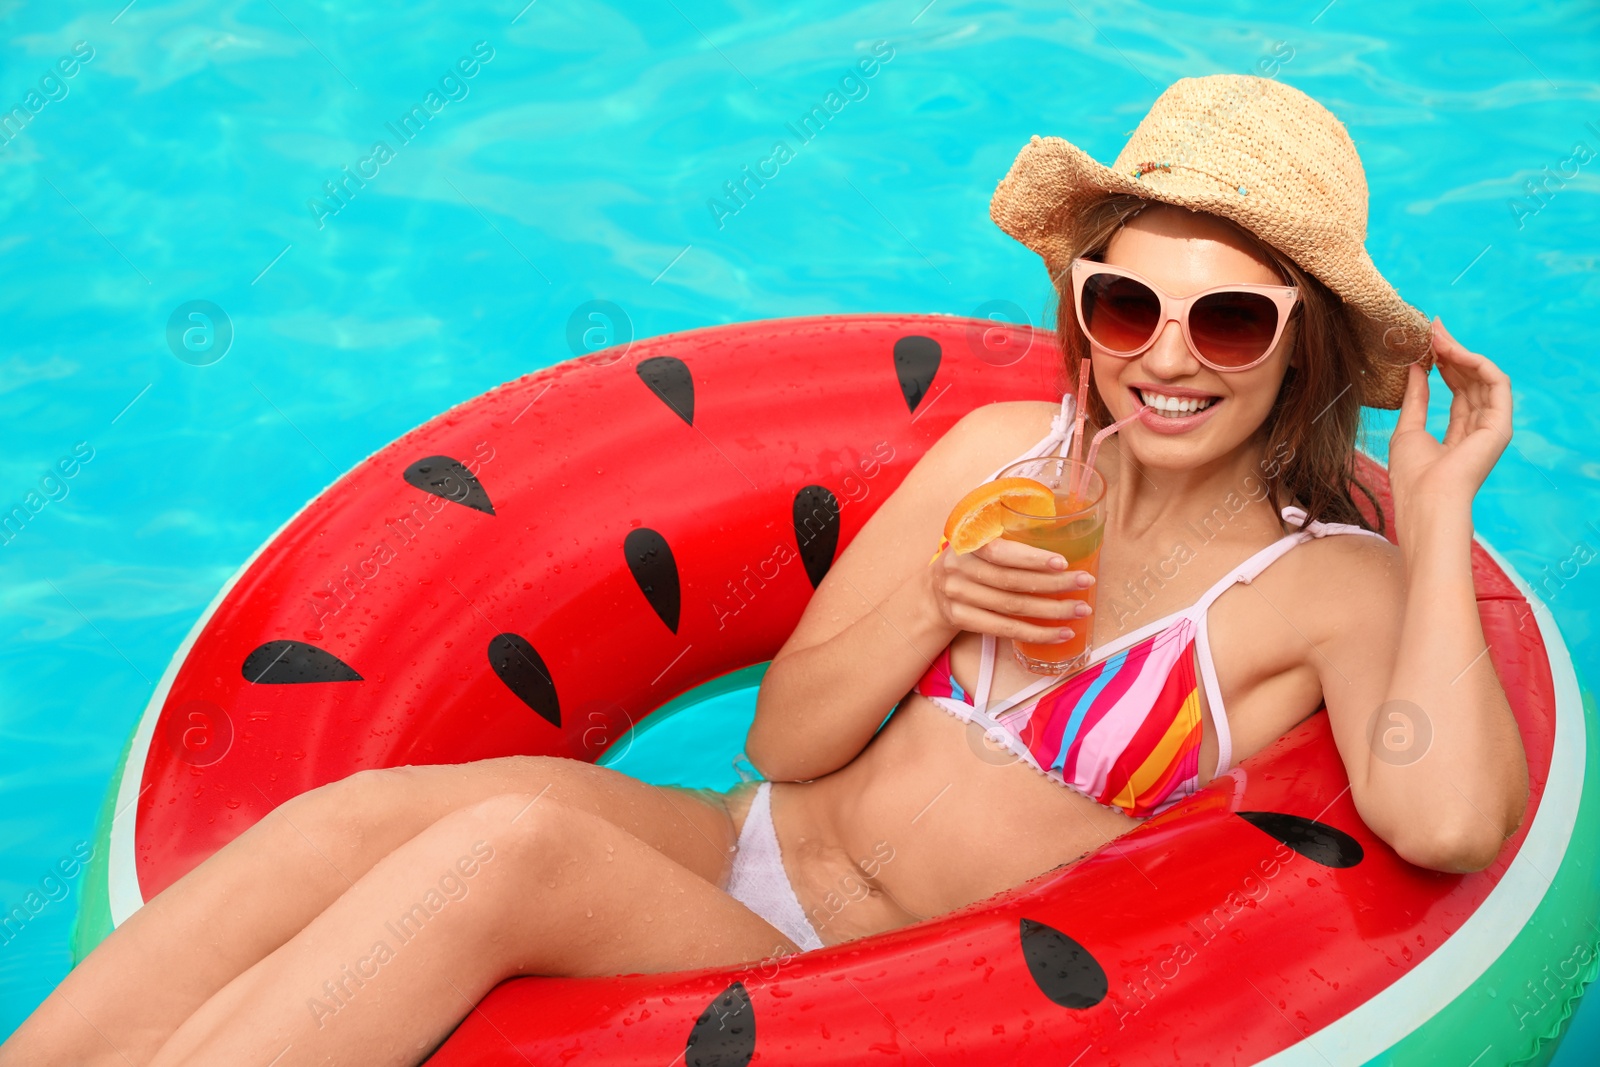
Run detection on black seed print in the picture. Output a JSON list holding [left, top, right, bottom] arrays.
[[1019, 918, 1108, 1009], [487, 633, 561, 728], [894, 335, 941, 414], [624, 527, 681, 633], [637, 356, 695, 426], [792, 485, 840, 589], [242, 641, 362, 684], [402, 455, 495, 515], [1237, 811, 1364, 869], [685, 980, 755, 1067]]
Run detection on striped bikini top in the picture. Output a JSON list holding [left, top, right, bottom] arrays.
[[912, 393, 1388, 818]]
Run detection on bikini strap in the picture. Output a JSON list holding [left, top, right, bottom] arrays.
[[975, 634, 996, 710], [1050, 391, 1078, 453], [975, 633, 1063, 719], [1281, 504, 1391, 542], [1191, 505, 1388, 614]]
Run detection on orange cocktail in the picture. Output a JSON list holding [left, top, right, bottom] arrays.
[[995, 457, 1106, 675]]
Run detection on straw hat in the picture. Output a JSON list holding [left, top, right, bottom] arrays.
[[989, 74, 1431, 409]]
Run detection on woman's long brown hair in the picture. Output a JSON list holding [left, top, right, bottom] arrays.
[[1048, 193, 1384, 533]]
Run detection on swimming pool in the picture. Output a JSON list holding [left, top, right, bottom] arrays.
[[1, 0, 1595, 1060]]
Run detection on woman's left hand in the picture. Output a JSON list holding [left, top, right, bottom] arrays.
[[1387, 317, 1513, 525]]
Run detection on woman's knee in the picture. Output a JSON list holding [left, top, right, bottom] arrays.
[[445, 793, 585, 879], [258, 761, 605, 879], [268, 767, 416, 866], [485, 752, 625, 798], [368, 797, 579, 977]]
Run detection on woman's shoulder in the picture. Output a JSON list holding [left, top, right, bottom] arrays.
[[950, 398, 1059, 431], [1274, 521, 1405, 636], [935, 400, 1060, 471], [1292, 526, 1400, 578], [1278, 507, 1401, 565], [917, 400, 1055, 486]]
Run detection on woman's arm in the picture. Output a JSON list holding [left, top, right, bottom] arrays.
[[746, 404, 1088, 782], [1320, 318, 1528, 873]]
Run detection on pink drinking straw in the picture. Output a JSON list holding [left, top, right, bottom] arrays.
[[1066, 358, 1092, 471], [1073, 405, 1149, 500]]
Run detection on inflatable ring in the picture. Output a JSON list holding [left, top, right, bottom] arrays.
[[75, 315, 1598, 1064]]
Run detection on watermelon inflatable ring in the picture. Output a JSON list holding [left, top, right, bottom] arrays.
[[74, 315, 1599, 1065]]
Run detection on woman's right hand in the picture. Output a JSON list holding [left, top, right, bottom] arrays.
[[926, 538, 1094, 644]]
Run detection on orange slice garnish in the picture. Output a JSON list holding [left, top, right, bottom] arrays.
[[943, 477, 1056, 554]]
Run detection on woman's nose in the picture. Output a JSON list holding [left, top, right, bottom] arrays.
[[1140, 318, 1202, 379]]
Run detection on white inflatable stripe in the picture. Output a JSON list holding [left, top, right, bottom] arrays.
[[1255, 535, 1586, 1064], [107, 502, 312, 923]]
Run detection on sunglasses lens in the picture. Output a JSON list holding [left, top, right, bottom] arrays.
[[1081, 273, 1160, 353], [1190, 291, 1281, 367]]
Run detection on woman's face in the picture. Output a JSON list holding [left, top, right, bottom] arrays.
[[1092, 204, 1296, 473]]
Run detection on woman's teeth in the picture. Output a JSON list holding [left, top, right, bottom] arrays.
[[1138, 389, 1219, 418]]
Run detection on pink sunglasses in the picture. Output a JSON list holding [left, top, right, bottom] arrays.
[[1070, 257, 1300, 372]]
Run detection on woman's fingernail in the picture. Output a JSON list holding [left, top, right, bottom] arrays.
[[1058, 628, 1075, 640], [1049, 555, 1067, 570], [1077, 603, 1093, 617], [1079, 574, 1095, 588]]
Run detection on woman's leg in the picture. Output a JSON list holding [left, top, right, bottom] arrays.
[[0, 757, 743, 1067], [146, 793, 795, 1067]]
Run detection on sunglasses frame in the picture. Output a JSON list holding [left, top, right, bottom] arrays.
[[1069, 257, 1301, 373]]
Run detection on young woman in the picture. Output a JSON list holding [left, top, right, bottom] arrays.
[[4, 75, 1527, 1067]]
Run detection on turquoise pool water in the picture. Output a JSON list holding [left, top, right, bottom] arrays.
[[2, 0, 1596, 1058]]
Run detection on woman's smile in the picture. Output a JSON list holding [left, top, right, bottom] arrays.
[[1130, 383, 1225, 434]]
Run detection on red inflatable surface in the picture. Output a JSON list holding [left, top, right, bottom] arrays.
[[123, 315, 1554, 1064]]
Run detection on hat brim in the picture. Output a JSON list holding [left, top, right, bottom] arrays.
[[989, 135, 1432, 409]]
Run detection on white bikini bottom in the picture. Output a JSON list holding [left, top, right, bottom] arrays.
[[723, 781, 824, 952]]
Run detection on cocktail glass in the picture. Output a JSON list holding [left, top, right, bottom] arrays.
[[994, 456, 1106, 675]]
